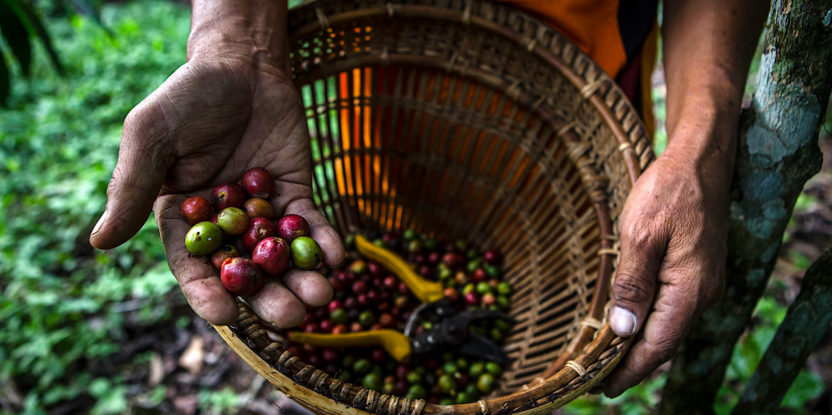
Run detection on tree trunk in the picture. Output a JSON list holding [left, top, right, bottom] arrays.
[[731, 247, 832, 414], [658, 0, 832, 413]]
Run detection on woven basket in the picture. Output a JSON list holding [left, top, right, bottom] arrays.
[[214, 0, 654, 413]]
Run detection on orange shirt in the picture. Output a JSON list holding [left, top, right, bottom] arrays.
[[499, 0, 627, 77], [501, 0, 658, 134]]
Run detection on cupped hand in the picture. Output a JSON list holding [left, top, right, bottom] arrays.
[[602, 148, 730, 397], [90, 57, 344, 326]]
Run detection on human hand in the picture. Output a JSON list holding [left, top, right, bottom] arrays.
[[602, 146, 730, 396], [89, 55, 344, 327]]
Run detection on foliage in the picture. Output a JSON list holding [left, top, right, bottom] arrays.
[[0, 1, 189, 412], [198, 387, 241, 415], [0, 0, 66, 103]]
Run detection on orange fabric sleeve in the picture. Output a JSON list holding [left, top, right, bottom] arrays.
[[498, 0, 628, 78]]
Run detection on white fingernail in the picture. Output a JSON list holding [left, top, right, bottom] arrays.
[[91, 210, 108, 236], [610, 307, 637, 336]]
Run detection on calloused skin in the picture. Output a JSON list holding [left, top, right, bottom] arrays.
[[90, 0, 767, 399]]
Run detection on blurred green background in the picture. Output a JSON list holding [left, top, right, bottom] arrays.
[[0, 1, 829, 414]]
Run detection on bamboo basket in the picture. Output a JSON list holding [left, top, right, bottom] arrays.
[[214, 0, 654, 413]]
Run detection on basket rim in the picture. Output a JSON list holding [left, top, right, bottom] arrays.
[[216, 0, 653, 413]]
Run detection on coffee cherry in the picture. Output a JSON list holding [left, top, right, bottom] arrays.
[[367, 262, 384, 278], [482, 293, 496, 306], [349, 260, 367, 275], [319, 319, 334, 332], [217, 207, 249, 235], [464, 292, 479, 306], [477, 373, 495, 394], [330, 308, 348, 324], [353, 358, 371, 375], [251, 237, 290, 276], [211, 244, 240, 270], [472, 268, 487, 282], [242, 217, 276, 252], [179, 196, 211, 225], [290, 236, 322, 269], [476, 282, 492, 295], [407, 384, 428, 400], [276, 214, 311, 242], [358, 310, 375, 327], [444, 287, 460, 302], [241, 167, 276, 199], [370, 348, 386, 363], [438, 374, 456, 394], [483, 249, 502, 265], [485, 362, 502, 377], [244, 198, 274, 219], [185, 222, 223, 256], [212, 183, 246, 210], [378, 313, 394, 327], [220, 257, 263, 296]]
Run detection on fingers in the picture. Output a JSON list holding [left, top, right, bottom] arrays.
[[155, 195, 238, 325], [284, 198, 345, 268], [283, 269, 333, 307], [603, 268, 699, 397], [90, 102, 175, 249], [249, 281, 307, 328], [609, 216, 668, 338]]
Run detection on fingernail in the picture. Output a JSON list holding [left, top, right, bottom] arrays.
[[91, 210, 108, 236], [610, 306, 637, 336]]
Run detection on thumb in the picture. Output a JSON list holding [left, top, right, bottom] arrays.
[[90, 102, 175, 249], [609, 222, 667, 338]]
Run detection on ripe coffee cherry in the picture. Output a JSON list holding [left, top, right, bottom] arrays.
[[242, 217, 276, 252], [483, 249, 502, 265], [277, 214, 311, 242], [242, 167, 276, 199], [185, 222, 223, 256], [252, 237, 290, 276], [212, 183, 246, 210], [211, 244, 241, 270], [220, 257, 263, 296], [179, 196, 211, 225]]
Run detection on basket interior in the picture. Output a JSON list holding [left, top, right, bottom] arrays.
[[288, 2, 650, 395], [299, 62, 603, 392]]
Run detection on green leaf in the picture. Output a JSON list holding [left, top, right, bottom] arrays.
[[781, 370, 824, 409], [8, 0, 63, 73], [0, 0, 32, 75]]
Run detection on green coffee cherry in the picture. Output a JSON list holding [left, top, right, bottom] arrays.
[[291, 236, 322, 269], [185, 222, 223, 255]]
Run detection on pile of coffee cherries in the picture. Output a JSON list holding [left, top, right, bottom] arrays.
[[179, 167, 322, 297], [287, 231, 513, 404]]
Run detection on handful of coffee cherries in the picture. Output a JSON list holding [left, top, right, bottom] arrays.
[[179, 167, 323, 297]]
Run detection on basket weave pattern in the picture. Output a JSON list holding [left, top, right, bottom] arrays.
[[215, 1, 653, 413]]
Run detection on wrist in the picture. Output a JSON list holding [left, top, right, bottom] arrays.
[[188, 0, 289, 73], [663, 75, 743, 175]]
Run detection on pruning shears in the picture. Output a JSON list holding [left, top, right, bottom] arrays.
[[289, 235, 513, 364]]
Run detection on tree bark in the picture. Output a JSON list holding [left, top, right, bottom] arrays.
[[731, 247, 832, 414], [658, 0, 832, 413]]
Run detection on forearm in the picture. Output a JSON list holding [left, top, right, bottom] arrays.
[[188, 0, 289, 71], [662, 0, 767, 176]]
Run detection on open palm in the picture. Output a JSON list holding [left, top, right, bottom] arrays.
[[90, 58, 344, 326]]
